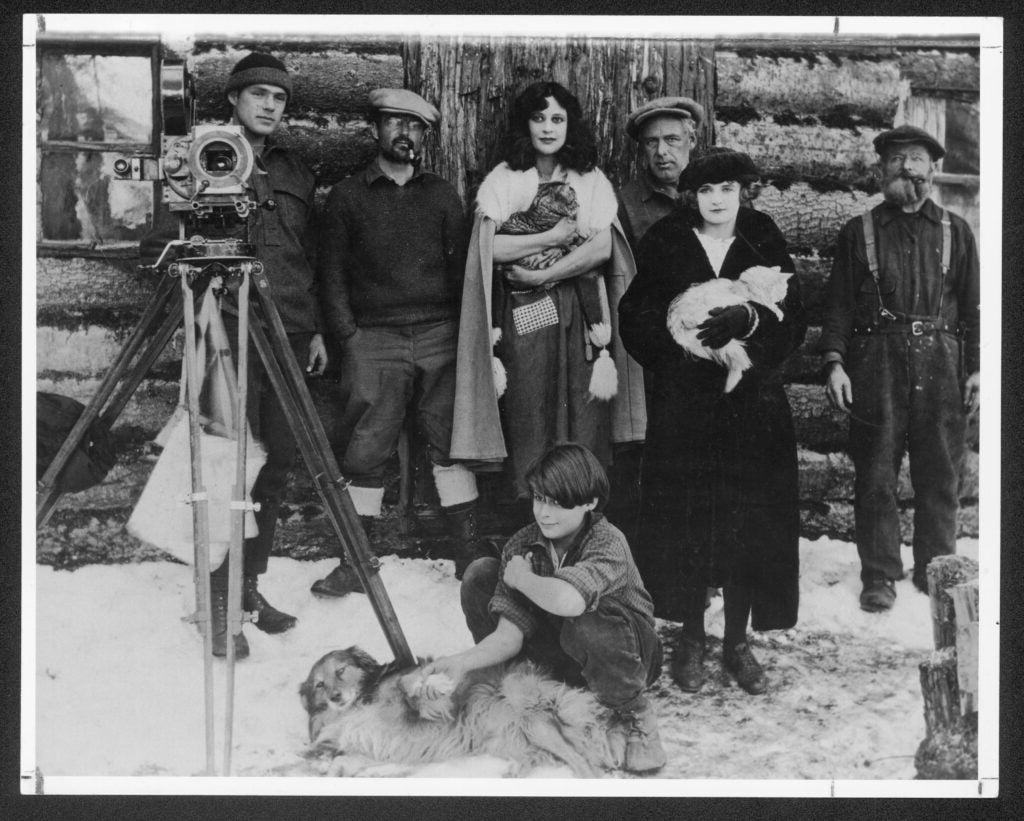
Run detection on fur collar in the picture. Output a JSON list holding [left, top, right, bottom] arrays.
[[475, 162, 618, 237]]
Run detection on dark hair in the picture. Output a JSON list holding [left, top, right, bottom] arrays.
[[678, 147, 762, 212], [524, 442, 610, 511], [503, 82, 599, 174]]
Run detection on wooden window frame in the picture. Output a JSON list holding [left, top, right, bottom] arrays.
[[36, 34, 163, 258]]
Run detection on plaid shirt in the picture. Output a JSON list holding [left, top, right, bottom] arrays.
[[489, 513, 655, 638]]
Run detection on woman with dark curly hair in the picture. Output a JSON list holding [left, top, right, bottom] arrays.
[[618, 148, 806, 696], [451, 81, 646, 507]]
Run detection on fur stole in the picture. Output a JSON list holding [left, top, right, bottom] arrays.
[[475, 162, 618, 238]]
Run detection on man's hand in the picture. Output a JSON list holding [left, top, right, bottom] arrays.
[[503, 552, 534, 591], [306, 333, 328, 376], [825, 362, 853, 412], [963, 371, 980, 414], [697, 304, 751, 349]]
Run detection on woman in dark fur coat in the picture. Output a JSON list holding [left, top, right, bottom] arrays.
[[618, 149, 807, 696]]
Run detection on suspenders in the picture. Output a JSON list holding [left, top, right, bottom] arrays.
[[861, 207, 951, 322]]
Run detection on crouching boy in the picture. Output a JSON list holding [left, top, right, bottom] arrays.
[[421, 443, 666, 773]]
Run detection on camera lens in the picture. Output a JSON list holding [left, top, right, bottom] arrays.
[[199, 141, 237, 176]]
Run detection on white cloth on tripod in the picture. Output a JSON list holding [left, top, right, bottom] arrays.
[[127, 411, 266, 567], [128, 282, 265, 567]]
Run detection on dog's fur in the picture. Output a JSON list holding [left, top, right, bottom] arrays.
[[666, 265, 791, 393], [299, 646, 614, 777]]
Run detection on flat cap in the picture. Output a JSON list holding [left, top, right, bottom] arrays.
[[626, 96, 704, 140], [368, 88, 440, 126], [873, 124, 945, 160]]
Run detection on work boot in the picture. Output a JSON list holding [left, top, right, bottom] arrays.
[[311, 515, 372, 598], [243, 575, 297, 634], [443, 503, 498, 580], [210, 577, 249, 660], [670, 636, 705, 692], [860, 577, 897, 612], [612, 697, 667, 773], [723, 641, 767, 695], [310, 562, 365, 598]]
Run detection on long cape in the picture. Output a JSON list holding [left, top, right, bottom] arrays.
[[450, 212, 647, 465]]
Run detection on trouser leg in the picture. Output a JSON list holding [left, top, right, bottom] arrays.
[[559, 599, 663, 711], [907, 335, 966, 567], [460, 556, 500, 643], [216, 331, 312, 578], [336, 326, 413, 500], [849, 337, 910, 582]]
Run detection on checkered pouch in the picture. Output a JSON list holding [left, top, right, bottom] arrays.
[[512, 293, 559, 336]]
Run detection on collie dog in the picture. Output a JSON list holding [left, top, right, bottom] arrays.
[[299, 646, 613, 777]]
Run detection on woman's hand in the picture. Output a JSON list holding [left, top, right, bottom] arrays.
[[697, 304, 752, 349], [503, 264, 551, 289], [546, 216, 578, 247]]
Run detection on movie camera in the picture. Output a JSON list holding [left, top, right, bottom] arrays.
[[112, 62, 259, 222]]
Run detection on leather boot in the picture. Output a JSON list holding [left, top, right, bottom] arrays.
[[443, 503, 497, 580], [243, 575, 297, 634], [670, 636, 705, 692], [610, 696, 667, 773], [310, 516, 371, 598], [723, 641, 767, 695], [210, 576, 249, 659]]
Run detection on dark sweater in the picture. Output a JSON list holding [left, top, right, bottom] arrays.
[[318, 160, 469, 340]]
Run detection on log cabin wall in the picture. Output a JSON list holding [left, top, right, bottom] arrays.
[[35, 32, 980, 544]]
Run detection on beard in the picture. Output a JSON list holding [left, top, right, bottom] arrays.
[[381, 139, 417, 165], [882, 171, 931, 207]]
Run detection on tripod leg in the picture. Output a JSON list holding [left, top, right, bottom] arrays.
[[222, 272, 251, 776], [179, 274, 217, 776], [36, 272, 181, 528], [245, 274, 415, 667]]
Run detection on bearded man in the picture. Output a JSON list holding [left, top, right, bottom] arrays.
[[820, 125, 980, 612], [315, 88, 488, 594]]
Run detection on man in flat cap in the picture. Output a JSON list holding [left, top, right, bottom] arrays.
[[820, 124, 980, 612], [605, 97, 702, 541], [315, 88, 488, 595], [617, 96, 703, 250], [140, 52, 326, 659]]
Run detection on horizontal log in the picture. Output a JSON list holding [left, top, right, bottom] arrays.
[[899, 50, 979, 94], [793, 255, 831, 327], [786, 383, 848, 451], [36, 325, 183, 377], [716, 121, 882, 190], [797, 446, 978, 503], [36, 256, 155, 311], [716, 50, 902, 128], [191, 47, 404, 121], [272, 122, 379, 187], [754, 184, 883, 254]]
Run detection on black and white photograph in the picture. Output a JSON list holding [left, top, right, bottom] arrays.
[[24, 12, 1001, 796]]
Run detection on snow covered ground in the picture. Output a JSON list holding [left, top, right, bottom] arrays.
[[28, 536, 983, 792]]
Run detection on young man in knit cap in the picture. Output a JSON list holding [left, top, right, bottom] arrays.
[[142, 52, 326, 658], [821, 124, 980, 612], [314, 88, 490, 595]]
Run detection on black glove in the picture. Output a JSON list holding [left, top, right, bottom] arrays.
[[697, 304, 752, 349]]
